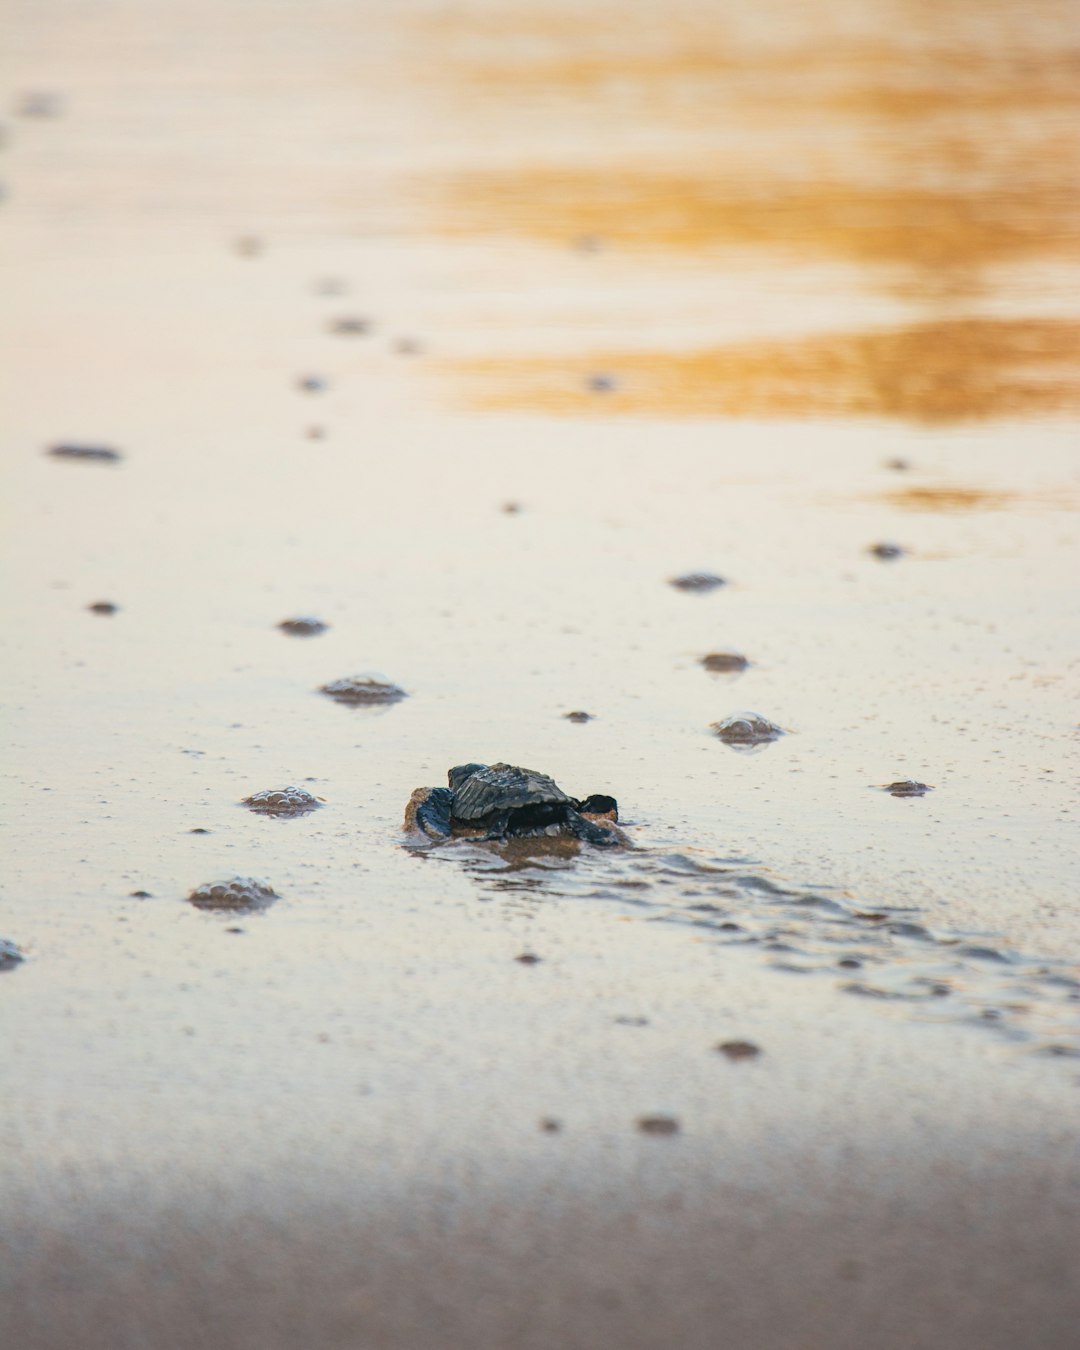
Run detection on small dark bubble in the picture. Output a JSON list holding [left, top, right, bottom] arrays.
[[501, 500, 523, 514], [884, 458, 911, 471], [539, 1117, 562, 1132], [1039, 1044, 1080, 1058], [701, 652, 749, 673], [327, 316, 371, 336], [515, 952, 542, 965], [587, 372, 618, 393], [225, 926, 245, 935], [48, 443, 122, 463], [615, 1015, 649, 1027], [305, 425, 326, 440], [564, 710, 593, 723], [636, 1114, 680, 1136], [278, 616, 328, 637], [128, 890, 153, 899], [837, 957, 862, 969], [188, 828, 211, 835], [670, 572, 726, 593], [868, 542, 906, 561], [297, 375, 327, 393], [87, 601, 119, 615], [0, 939, 26, 971], [17, 90, 65, 118], [717, 1039, 762, 1061]]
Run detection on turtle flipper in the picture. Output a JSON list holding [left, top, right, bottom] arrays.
[[565, 807, 621, 847], [405, 786, 453, 839], [478, 811, 511, 842]]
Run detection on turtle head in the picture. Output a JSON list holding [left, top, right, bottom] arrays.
[[448, 763, 488, 793], [577, 794, 618, 822]]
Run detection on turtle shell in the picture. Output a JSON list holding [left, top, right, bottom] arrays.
[[451, 762, 572, 821]]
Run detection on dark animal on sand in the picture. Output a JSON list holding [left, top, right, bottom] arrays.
[[404, 762, 623, 846]]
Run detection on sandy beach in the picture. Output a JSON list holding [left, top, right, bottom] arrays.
[[2, 1, 1079, 1345]]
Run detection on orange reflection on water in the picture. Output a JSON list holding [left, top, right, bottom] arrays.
[[880, 485, 1080, 512], [448, 40, 1080, 121], [448, 318, 1080, 424], [442, 167, 1079, 271], [884, 486, 1013, 511]]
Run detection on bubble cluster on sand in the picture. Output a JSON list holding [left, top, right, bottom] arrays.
[[241, 786, 321, 817], [320, 674, 407, 705], [882, 779, 933, 797], [187, 877, 278, 913], [711, 712, 785, 745]]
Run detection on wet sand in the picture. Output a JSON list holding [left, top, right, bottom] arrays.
[[2, 1, 1079, 1346]]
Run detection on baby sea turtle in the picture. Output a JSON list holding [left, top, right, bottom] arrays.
[[404, 762, 623, 846]]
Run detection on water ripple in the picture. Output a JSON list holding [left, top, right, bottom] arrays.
[[412, 837, 1080, 1057]]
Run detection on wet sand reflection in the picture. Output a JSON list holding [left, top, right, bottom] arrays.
[[441, 170, 1080, 274], [427, 1, 1079, 421], [447, 317, 1080, 423]]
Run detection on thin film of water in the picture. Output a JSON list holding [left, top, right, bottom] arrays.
[[408, 832, 1080, 1059]]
